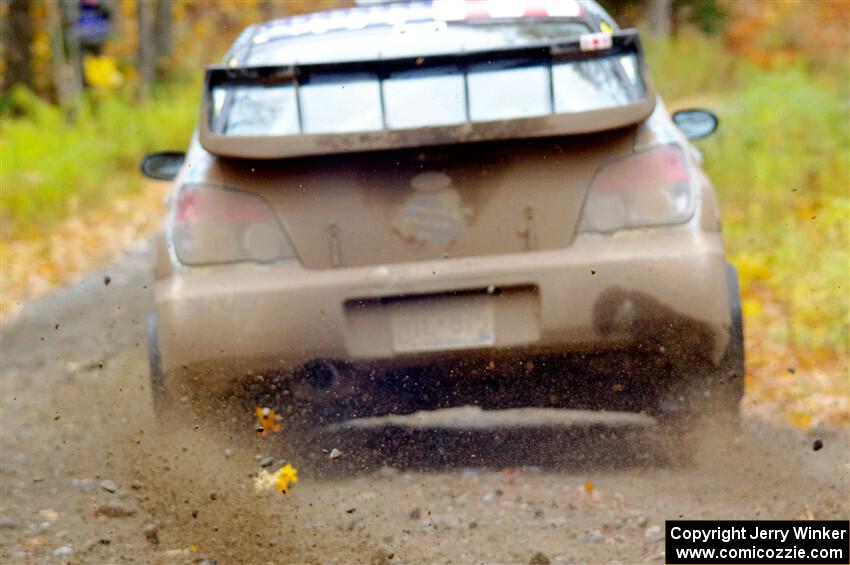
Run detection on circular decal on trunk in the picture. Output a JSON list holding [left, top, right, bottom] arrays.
[[392, 171, 471, 245]]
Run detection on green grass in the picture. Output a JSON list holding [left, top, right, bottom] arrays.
[[0, 80, 199, 238], [647, 35, 849, 358]]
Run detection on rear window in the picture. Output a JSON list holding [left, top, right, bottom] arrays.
[[246, 21, 591, 66], [212, 21, 646, 137]]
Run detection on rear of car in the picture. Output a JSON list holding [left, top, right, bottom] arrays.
[[145, 0, 743, 427]]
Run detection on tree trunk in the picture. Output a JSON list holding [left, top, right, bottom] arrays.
[[46, 0, 81, 120], [136, 0, 155, 100], [647, 0, 673, 39], [261, 0, 287, 22], [60, 0, 83, 98], [153, 0, 173, 76], [2, 0, 34, 93]]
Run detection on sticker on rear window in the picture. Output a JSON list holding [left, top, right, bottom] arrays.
[[580, 32, 613, 51]]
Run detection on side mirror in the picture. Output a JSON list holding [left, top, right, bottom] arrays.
[[140, 151, 185, 181], [671, 109, 718, 141]]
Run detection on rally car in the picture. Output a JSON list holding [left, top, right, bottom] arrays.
[[141, 0, 743, 430]]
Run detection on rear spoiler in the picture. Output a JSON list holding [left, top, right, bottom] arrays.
[[199, 29, 655, 159]]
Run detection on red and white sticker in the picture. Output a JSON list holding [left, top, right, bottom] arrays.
[[432, 0, 581, 21], [579, 32, 613, 51], [266, 0, 585, 39]]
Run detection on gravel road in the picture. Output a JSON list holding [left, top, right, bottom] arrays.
[[1, 243, 847, 564]]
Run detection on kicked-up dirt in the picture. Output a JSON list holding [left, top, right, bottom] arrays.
[[1, 244, 848, 564]]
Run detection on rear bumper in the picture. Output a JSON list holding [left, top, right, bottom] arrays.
[[153, 228, 731, 393]]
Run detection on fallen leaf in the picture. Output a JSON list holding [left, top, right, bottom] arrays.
[[254, 463, 299, 495], [255, 407, 282, 436]]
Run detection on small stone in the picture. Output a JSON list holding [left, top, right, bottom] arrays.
[[582, 530, 605, 543], [813, 439, 824, 451], [199, 560, 218, 565], [99, 537, 111, 545], [469, 521, 478, 529], [82, 359, 104, 371], [0, 517, 16, 529], [100, 480, 118, 493], [143, 523, 159, 544], [645, 525, 664, 542], [409, 508, 421, 520], [83, 539, 100, 552], [103, 275, 111, 286], [372, 547, 393, 565], [259, 457, 274, 468], [329, 448, 343, 460], [94, 501, 136, 518], [636, 516, 649, 528], [52, 546, 73, 557], [130, 480, 144, 490], [70, 478, 96, 493], [223, 448, 234, 459], [39, 509, 59, 521], [533, 508, 545, 518], [529, 551, 551, 565]]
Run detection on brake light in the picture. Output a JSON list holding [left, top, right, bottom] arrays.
[[172, 184, 294, 265], [578, 145, 695, 233]]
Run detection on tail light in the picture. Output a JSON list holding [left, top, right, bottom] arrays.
[[172, 183, 294, 265], [578, 145, 694, 233]]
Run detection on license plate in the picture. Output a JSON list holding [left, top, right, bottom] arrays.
[[391, 296, 495, 353]]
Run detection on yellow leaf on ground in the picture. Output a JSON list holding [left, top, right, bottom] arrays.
[[255, 407, 282, 436], [788, 411, 813, 430], [742, 297, 763, 319], [254, 464, 299, 495]]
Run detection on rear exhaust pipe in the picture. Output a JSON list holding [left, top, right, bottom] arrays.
[[302, 360, 342, 392]]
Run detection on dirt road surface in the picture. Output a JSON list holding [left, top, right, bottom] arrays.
[[1, 244, 848, 564]]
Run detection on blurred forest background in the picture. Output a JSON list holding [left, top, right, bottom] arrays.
[[1, 1, 848, 427]]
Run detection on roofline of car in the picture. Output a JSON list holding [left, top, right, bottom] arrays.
[[222, 1, 618, 66]]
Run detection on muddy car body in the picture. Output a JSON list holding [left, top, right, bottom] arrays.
[[143, 0, 743, 426]]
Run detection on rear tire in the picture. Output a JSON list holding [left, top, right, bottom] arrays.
[[719, 263, 745, 413], [655, 264, 744, 461]]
